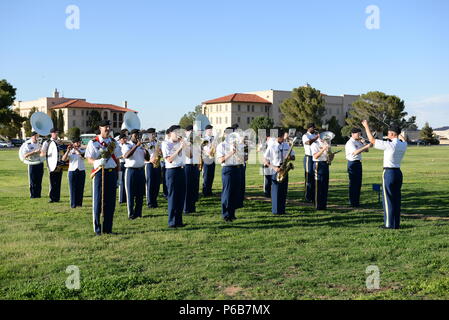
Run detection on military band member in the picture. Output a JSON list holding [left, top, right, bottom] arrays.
[[162, 125, 188, 228], [362, 120, 407, 229], [302, 123, 319, 202], [40, 128, 63, 203], [23, 131, 44, 198], [202, 124, 215, 196], [122, 129, 149, 220], [160, 131, 169, 199], [61, 137, 86, 208], [260, 131, 274, 198], [85, 120, 122, 235], [144, 128, 162, 209], [311, 135, 330, 210], [264, 129, 296, 215], [183, 125, 200, 214], [345, 128, 372, 207], [117, 133, 128, 204], [216, 127, 245, 222]]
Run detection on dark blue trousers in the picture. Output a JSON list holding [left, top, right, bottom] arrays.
[[68, 169, 85, 208], [348, 160, 362, 207], [314, 161, 329, 210], [161, 162, 168, 199], [166, 167, 186, 227], [145, 163, 161, 208], [263, 169, 272, 198], [92, 169, 118, 234], [118, 162, 126, 204], [202, 162, 215, 196], [184, 164, 200, 213], [304, 155, 315, 202], [125, 167, 145, 218], [271, 173, 288, 214], [221, 165, 241, 220], [236, 164, 246, 209], [382, 168, 403, 229], [49, 170, 63, 202], [28, 163, 43, 198]]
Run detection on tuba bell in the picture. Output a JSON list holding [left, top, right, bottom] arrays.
[[121, 111, 141, 131]]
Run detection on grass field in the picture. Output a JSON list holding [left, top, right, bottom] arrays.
[[1, 146, 449, 300]]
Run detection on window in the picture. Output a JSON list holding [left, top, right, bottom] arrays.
[[247, 105, 250, 112], [238, 105, 241, 111], [72, 120, 76, 127], [113, 113, 118, 128], [72, 110, 76, 116], [86, 121, 89, 127], [225, 117, 227, 124], [237, 117, 240, 123], [251, 105, 254, 112], [81, 110, 84, 116], [103, 111, 108, 120], [225, 105, 227, 112], [247, 117, 250, 124]]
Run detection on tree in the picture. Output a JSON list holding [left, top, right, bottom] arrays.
[[0, 79, 25, 138], [325, 116, 345, 144], [279, 84, 326, 129], [57, 109, 64, 134], [179, 105, 202, 128], [420, 122, 439, 145], [67, 127, 81, 141], [51, 110, 58, 129], [250, 116, 274, 132], [342, 91, 416, 136], [23, 107, 39, 137], [86, 110, 102, 133]]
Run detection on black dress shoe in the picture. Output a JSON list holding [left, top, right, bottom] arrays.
[[95, 232, 102, 236], [378, 225, 389, 229], [168, 225, 177, 228], [128, 216, 137, 220], [176, 223, 187, 228], [48, 200, 54, 203]]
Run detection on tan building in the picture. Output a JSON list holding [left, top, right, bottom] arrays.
[[202, 87, 359, 133], [13, 89, 137, 137]]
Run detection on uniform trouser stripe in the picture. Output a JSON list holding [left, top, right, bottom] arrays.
[[382, 169, 389, 227]]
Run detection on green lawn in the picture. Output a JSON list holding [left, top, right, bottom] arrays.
[[0, 146, 448, 300]]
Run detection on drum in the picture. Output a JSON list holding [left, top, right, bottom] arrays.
[[47, 141, 69, 172]]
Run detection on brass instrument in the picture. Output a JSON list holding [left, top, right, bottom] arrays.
[[319, 131, 341, 165], [276, 137, 297, 183]]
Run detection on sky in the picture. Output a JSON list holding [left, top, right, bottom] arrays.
[[1, 0, 448, 130]]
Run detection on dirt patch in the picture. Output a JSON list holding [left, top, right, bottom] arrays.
[[223, 286, 243, 296]]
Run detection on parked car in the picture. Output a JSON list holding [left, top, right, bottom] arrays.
[[416, 140, 430, 146], [10, 139, 24, 147], [0, 141, 13, 148]]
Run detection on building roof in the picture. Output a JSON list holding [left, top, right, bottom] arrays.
[[202, 93, 272, 104], [49, 99, 138, 113]]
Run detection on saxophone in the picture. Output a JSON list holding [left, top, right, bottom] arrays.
[[276, 137, 297, 183]]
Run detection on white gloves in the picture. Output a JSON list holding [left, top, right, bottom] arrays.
[[94, 158, 107, 168]]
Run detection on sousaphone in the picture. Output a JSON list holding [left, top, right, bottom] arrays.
[[18, 112, 52, 165]]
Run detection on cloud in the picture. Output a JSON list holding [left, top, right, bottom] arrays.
[[406, 94, 449, 128]]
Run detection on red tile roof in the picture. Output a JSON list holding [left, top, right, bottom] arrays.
[[202, 93, 271, 104], [49, 99, 138, 113]]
